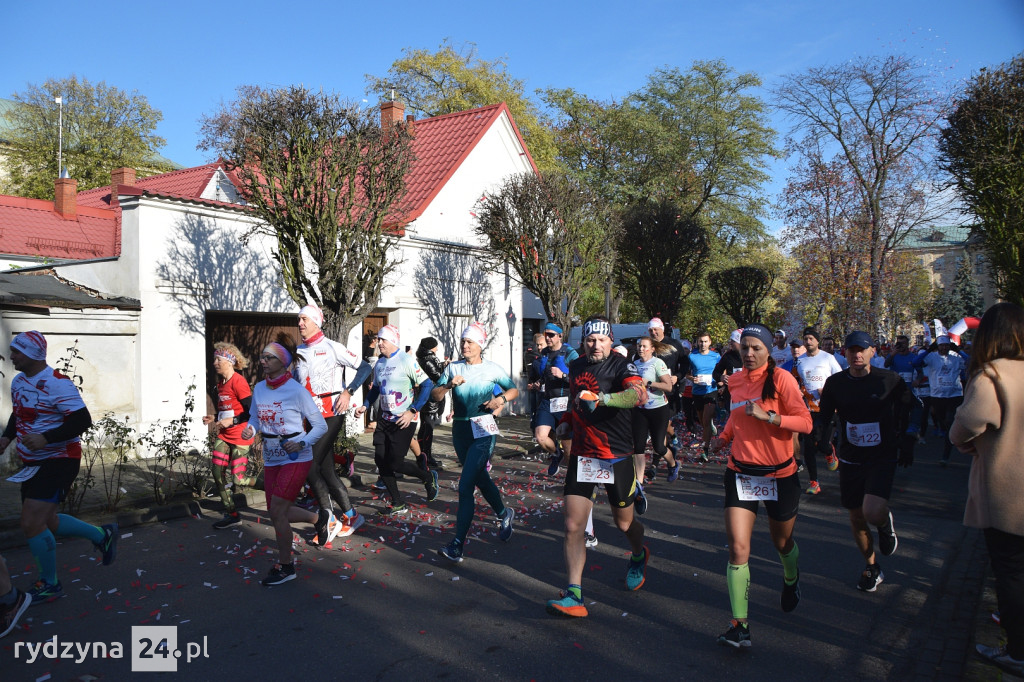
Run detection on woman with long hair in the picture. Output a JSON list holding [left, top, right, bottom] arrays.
[[709, 324, 812, 647], [632, 336, 680, 486], [950, 302, 1024, 675]]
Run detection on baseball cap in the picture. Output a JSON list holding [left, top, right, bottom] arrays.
[[844, 331, 874, 349]]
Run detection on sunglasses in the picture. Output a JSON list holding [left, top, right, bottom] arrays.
[[544, 332, 558, 338]]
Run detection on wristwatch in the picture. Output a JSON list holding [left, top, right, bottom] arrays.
[[766, 410, 778, 426], [298, 440, 307, 448]]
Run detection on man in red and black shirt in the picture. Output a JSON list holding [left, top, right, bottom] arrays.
[[546, 316, 649, 618]]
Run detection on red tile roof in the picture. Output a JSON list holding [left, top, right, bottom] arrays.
[[0, 195, 118, 260], [1, 102, 535, 262]]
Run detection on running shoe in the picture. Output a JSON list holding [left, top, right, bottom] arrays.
[[781, 571, 800, 613], [260, 563, 296, 586], [213, 512, 241, 530], [546, 450, 563, 476], [699, 447, 710, 463], [337, 512, 364, 537], [0, 589, 29, 638], [438, 539, 464, 562], [825, 444, 839, 471], [96, 523, 119, 566], [498, 508, 515, 542], [372, 477, 387, 490], [625, 546, 649, 591], [805, 481, 821, 495], [585, 533, 598, 548], [425, 470, 440, 502], [379, 503, 409, 517], [796, 461, 805, 473], [717, 620, 751, 648], [634, 485, 648, 516], [546, 592, 588, 618], [856, 564, 884, 592], [667, 462, 680, 483], [325, 515, 345, 546], [645, 466, 656, 483], [976, 644, 1024, 676], [314, 508, 334, 546], [28, 580, 63, 605], [877, 511, 898, 556], [710, 422, 718, 437]]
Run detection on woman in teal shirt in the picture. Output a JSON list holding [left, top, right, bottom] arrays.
[[432, 323, 519, 562]]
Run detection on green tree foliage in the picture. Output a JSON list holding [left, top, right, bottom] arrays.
[[939, 53, 1024, 305], [617, 199, 710, 324], [2, 75, 168, 199], [473, 173, 610, 335], [933, 254, 985, 325], [366, 40, 558, 172], [544, 60, 776, 242], [708, 266, 775, 327], [198, 85, 415, 341], [775, 56, 949, 331]]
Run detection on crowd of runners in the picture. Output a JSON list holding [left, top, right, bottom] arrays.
[[1, 300, 1020, 668]]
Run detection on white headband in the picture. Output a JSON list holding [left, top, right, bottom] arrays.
[[299, 303, 324, 328], [461, 322, 487, 346]]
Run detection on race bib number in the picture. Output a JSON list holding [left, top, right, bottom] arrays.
[[382, 393, 400, 411], [899, 372, 914, 385], [735, 473, 777, 501], [7, 465, 40, 483], [549, 396, 569, 413], [470, 414, 500, 438], [577, 457, 615, 483], [262, 439, 286, 462], [846, 422, 882, 447], [937, 374, 957, 387], [696, 374, 713, 386], [217, 410, 233, 422]]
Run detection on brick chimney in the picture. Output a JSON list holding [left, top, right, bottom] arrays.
[[111, 167, 136, 187], [54, 177, 77, 219], [381, 100, 405, 129]]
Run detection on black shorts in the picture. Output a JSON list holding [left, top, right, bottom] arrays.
[[693, 393, 718, 411], [21, 457, 81, 504], [564, 455, 637, 509], [723, 469, 801, 521], [839, 457, 897, 509]]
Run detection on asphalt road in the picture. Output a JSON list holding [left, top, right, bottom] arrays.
[[0, 419, 981, 681]]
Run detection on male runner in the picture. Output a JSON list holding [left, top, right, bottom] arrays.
[[913, 335, 967, 465], [794, 327, 843, 494], [534, 323, 578, 475], [0, 331, 117, 603], [686, 331, 721, 462], [817, 331, 914, 592], [545, 316, 648, 618]]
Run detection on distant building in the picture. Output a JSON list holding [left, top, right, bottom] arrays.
[[897, 226, 998, 310]]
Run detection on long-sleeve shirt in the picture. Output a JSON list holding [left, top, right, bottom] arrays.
[[246, 379, 327, 466], [719, 363, 812, 478]]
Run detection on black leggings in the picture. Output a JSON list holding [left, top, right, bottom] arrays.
[[374, 419, 429, 505], [930, 396, 962, 457], [417, 417, 434, 457], [306, 416, 353, 514], [632, 404, 670, 465]]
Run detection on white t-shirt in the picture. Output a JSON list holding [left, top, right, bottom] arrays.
[[295, 336, 362, 418], [10, 366, 87, 462], [771, 346, 791, 366], [920, 351, 965, 398], [794, 351, 844, 407], [247, 379, 327, 466]]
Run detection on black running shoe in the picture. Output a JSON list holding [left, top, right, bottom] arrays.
[[717, 620, 751, 648], [877, 511, 898, 556], [857, 564, 884, 592], [314, 508, 333, 547], [212, 513, 241, 530], [261, 563, 296, 586]]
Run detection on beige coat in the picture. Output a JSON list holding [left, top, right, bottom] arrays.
[[950, 358, 1024, 535]]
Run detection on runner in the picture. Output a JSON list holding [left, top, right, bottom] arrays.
[[709, 324, 812, 647], [770, 329, 791, 366], [817, 331, 914, 594], [794, 327, 843, 495], [294, 303, 372, 539], [526, 332, 547, 420], [415, 337, 448, 471], [0, 331, 118, 604], [914, 335, 967, 465], [631, 336, 679, 486], [647, 318, 686, 420], [533, 323, 578, 476], [822, 336, 849, 370], [432, 323, 518, 562], [241, 340, 329, 585], [545, 316, 647, 618], [203, 342, 255, 529], [686, 331, 721, 462], [357, 325, 438, 516], [886, 335, 920, 439]]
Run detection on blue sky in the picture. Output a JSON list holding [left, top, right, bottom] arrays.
[[3, 0, 1022, 222]]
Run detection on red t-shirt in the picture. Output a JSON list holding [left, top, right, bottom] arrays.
[[216, 373, 254, 446]]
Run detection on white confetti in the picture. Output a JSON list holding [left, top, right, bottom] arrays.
[[451, 576, 459, 581], [425, 572, 434, 577], [107, 588, 117, 594], [121, 533, 132, 539], [136, 569, 145, 577], [333, 595, 343, 599]]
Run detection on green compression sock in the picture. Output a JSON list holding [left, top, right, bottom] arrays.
[[727, 562, 750, 621], [567, 584, 582, 601], [779, 541, 800, 584]]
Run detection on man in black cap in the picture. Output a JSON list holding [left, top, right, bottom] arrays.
[[816, 331, 914, 593]]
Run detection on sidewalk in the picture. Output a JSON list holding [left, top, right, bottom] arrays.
[[0, 415, 1000, 680]]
